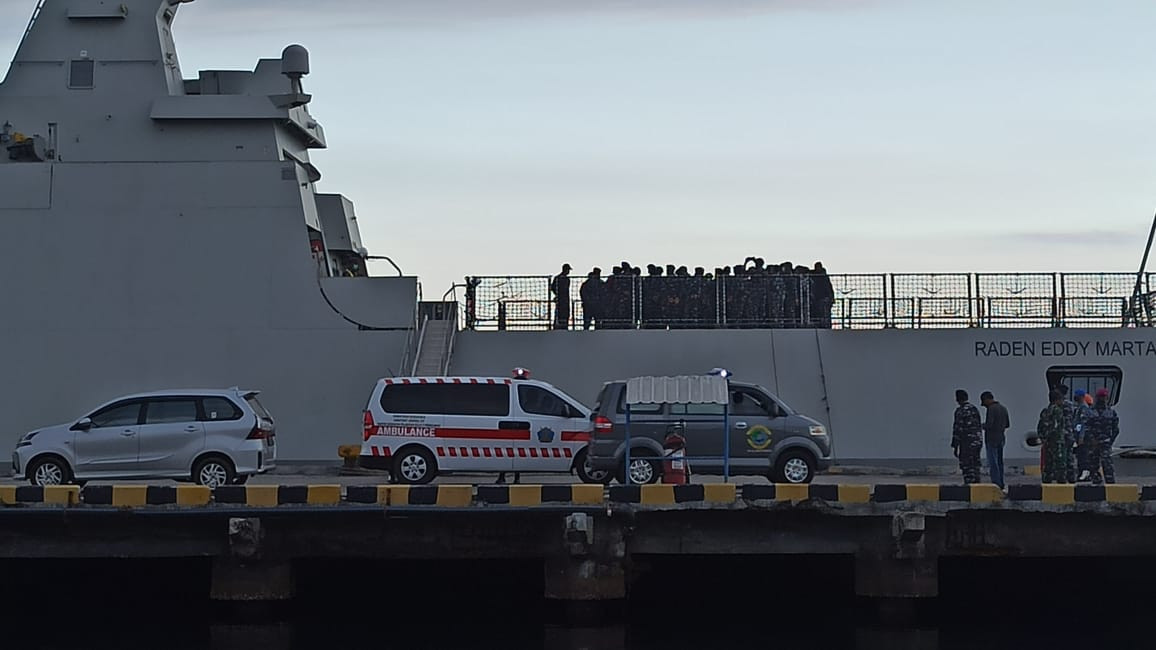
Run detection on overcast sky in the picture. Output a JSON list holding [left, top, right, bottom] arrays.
[[4, 0, 1156, 295]]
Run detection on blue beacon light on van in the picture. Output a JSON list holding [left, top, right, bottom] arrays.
[[708, 367, 731, 379]]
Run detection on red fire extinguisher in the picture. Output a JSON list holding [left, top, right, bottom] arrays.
[[662, 425, 689, 485]]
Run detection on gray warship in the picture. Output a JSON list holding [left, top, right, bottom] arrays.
[[4, 0, 1156, 469]]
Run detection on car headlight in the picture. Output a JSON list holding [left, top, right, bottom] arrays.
[[809, 425, 827, 436], [16, 431, 38, 448]]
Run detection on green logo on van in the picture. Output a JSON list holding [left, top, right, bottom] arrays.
[[746, 426, 773, 451]]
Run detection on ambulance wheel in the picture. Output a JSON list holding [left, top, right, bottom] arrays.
[[619, 450, 660, 485], [574, 448, 609, 485], [772, 449, 815, 484], [393, 446, 437, 485]]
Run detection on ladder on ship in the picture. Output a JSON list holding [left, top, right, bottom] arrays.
[[19, 0, 47, 53], [411, 302, 459, 376]]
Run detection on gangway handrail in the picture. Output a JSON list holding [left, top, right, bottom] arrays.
[[410, 314, 430, 376]]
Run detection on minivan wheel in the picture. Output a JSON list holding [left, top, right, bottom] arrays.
[[193, 456, 235, 488], [574, 448, 609, 485], [27, 456, 71, 487], [620, 451, 660, 485], [773, 450, 815, 484], [394, 447, 437, 485]]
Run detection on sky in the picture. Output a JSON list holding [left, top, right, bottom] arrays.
[[4, 0, 1156, 296]]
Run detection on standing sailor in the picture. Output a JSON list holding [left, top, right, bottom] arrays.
[[1056, 384, 1078, 483], [550, 264, 572, 330], [1072, 389, 1093, 481], [1084, 388, 1120, 485], [951, 390, 984, 484], [1037, 390, 1069, 484]]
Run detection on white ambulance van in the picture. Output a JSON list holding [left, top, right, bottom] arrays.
[[359, 369, 604, 485]]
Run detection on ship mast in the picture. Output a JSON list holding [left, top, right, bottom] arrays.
[[1127, 210, 1156, 326]]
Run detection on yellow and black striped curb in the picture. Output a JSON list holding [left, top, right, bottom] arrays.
[[0, 483, 1152, 507]]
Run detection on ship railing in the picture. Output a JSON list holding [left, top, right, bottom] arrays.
[[460, 273, 1155, 331]]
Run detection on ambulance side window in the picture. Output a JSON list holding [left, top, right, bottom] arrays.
[[518, 385, 581, 418], [381, 384, 510, 416]]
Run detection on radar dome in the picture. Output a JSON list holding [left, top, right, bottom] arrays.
[[281, 45, 310, 77]]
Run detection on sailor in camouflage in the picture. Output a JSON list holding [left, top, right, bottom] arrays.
[[951, 389, 984, 484], [1037, 389, 1069, 484], [1084, 387, 1120, 485], [1072, 389, 1094, 481], [1056, 385, 1078, 483]]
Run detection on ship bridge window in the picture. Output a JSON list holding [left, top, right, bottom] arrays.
[[69, 60, 94, 89], [1046, 365, 1122, 406]]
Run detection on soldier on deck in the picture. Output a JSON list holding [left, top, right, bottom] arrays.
[[549, 264, 572, 330], [1072, 389, 1093, 481], [1057, 384, 1078, 483], [579, 268, 603, 330], [951, 389, 984, 484], [1038, 390, 1069, 484], [1084, 387, 1120, 485]]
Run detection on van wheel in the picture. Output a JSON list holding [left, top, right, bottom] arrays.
[[619, 450, 660, 485], [772, 450, 815, 484], [394, 447, 437, 485], [574, 448, 609, 485]]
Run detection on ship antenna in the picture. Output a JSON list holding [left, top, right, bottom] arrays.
[[1126, 209, 1156, 326]]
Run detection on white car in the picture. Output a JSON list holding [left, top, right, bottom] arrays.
[[359, 370, 604, 484], [13, 388, 277, 488]]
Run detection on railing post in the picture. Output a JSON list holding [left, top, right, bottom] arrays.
[[624, 405, 632, 486], [887, 274, 896, 328]]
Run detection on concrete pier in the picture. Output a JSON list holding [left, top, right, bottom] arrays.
[[1, 481, 1156, 615]]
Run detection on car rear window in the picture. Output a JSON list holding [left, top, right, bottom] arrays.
[[201, 397, 243, 421], [381, 383, 509, 417], [245, 395, 274, 422]]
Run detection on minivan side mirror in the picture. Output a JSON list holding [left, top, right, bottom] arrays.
[[71, 418, 93, 432]]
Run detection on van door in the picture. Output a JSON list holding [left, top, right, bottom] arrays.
[[669, 402, 727, 474], [513, 384, 585, 472], [433, 382, 515, 474], [728, 386, 786, 471]]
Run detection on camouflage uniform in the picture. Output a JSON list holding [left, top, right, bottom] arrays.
[[1060, 398, 1077, 483], [1037, 403, 1068, 484], [951, 401, 984, 484], [1074, 402, 1094, 477], [1084, 404, 1120, 485]]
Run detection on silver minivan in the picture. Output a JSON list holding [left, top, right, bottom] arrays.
[[587, 379, 832, 484], [12, 389, 276, 488]]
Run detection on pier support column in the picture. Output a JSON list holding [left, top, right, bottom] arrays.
[[544, 512, 627, 624], [210, 560, 295, 601], [211, 516, 294, 602], [856, 510, 940, 624]]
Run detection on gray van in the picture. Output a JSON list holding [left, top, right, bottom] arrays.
[[586, 379, 832, 484]]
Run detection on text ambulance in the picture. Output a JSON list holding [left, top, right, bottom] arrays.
[[359, 370, 604, 484]]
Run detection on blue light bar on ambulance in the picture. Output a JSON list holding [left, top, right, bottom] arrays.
[[708, 367, 731, 379]]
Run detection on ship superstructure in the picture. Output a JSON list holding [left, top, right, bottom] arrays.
[[0, 0, 419, 461], [3, 0, 1155, 468]]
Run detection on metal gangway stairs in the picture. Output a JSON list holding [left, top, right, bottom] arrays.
[[410, 302, 459, 376]]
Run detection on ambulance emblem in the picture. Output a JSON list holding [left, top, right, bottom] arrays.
[[537, 427, 556, 443]]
